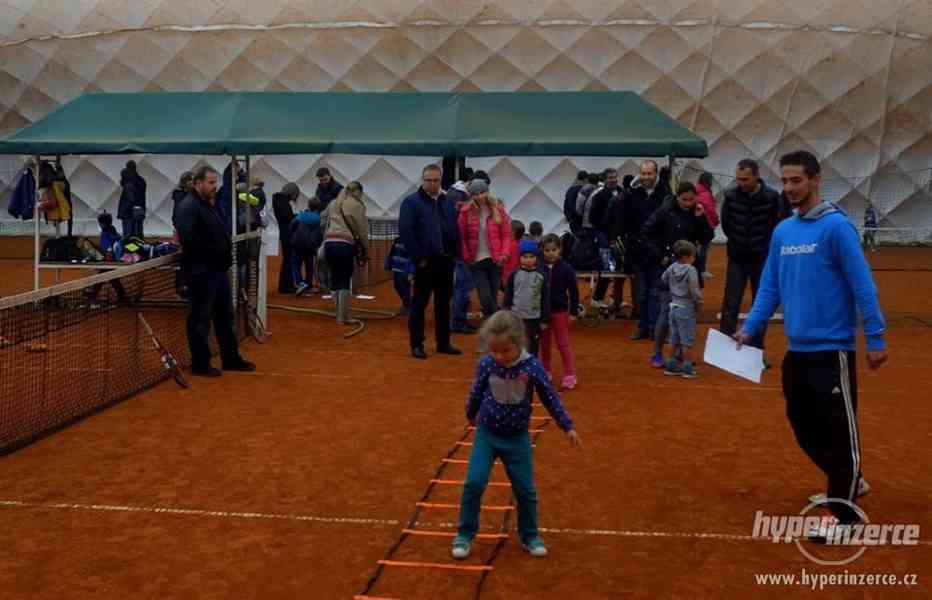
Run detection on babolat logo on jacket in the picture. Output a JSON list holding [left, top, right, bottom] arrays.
[[780, 243, 819, 256], [743, 202, 886, 353]]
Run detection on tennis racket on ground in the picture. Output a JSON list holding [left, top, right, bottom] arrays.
[[239, 289, 268, 344], [137, 312, 188, 389]]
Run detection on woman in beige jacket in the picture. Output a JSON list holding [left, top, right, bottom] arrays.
[[321, 181, 369, 323]]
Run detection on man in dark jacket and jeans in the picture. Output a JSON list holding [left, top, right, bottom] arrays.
[[175, 166, 255, 377], [642, 182, 715, 361], [118, 160, 147, 239], [315, 167, 343, 212], [273, 183, 300, 294], [563, 170, 587, 234], [591, 168, 626, 312], [623, 160, 671, 339], [719, 159, 783, 351], [399, 164, 462, 359]]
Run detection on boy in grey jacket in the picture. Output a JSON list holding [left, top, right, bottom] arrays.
[[661, 240, 702, 378], [503, 239, 550, 356]]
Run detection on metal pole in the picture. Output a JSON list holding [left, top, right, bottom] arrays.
[[667, 155, 677, 190], [245, 156, 252, 234], [33, 156, 41, 290], [54, 155, 62, 284], [258, 246, 268, 326], [229, 156, 238, 315]]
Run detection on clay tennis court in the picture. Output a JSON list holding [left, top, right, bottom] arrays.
[[0, 248, 929, 599]]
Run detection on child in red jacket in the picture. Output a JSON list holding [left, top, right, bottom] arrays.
[[501, 219, 525, 289]]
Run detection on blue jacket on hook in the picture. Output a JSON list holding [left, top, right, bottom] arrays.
[[7, 168, 36, 220]]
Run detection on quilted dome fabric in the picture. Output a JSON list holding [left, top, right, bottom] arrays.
[[1, 0, 930, 237]]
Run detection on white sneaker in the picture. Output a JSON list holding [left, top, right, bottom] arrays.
[[809, 478, 870, 504], [590, 299, 606, 309], [522, 537, 548, 558], [451, 537, 472, 560]]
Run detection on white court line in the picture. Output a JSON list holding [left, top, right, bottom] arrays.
[[1, 499, 928, 545], [0, 500, 398, 527]]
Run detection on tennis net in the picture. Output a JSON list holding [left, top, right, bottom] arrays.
[[352, 217, 400, 289], [0, 246, 260, 455]]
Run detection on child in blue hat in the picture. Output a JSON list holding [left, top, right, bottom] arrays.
[[503, 239, 550, 356]]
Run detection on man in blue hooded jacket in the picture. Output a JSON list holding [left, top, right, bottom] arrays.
[[737, 150, 887, 535]]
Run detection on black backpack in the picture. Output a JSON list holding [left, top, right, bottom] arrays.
[[569, 229, 602, 272], [40, 236, 83, 262], [291, 220, 322, 253], [560, 231, 576, 263]]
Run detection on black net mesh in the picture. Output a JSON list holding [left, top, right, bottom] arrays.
[[0, 249, 259, 455], [234, 231, 262, 338], [352, 217, 400, 289]]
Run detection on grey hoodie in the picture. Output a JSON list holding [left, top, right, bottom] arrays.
[[661, 261, 702, 312], [800, 200, 839, 220], [575, 183, 598, 228]]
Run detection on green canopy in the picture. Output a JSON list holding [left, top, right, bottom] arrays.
[[0, 92, 707, 158]]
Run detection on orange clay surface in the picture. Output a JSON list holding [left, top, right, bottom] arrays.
[[0, 246, 929, 599]]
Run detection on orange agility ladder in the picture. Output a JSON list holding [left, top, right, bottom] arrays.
[[355, 410, 557, 600]]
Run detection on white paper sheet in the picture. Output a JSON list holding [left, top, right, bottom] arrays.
[[262, 230, 279, 256], [703, 328, 765, 383]]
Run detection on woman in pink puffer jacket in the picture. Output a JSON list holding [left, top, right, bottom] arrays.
[[458, 179, 512, 318], [695, 172, 720, 276]]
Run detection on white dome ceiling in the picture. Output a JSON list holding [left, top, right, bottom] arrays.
[[1, 0, 930, 237]]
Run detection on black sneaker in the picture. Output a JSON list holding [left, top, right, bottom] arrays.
[[222, 360, 256, 372], [192, 366, 222, 378], [411, 346, 428, 359], [437, 346, 463, 356], [629, 331, 651, 341], [451, 324, 478, 334]]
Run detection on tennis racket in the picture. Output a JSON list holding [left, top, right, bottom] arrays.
[[137, 312, 188, 389], [239, 289, 268, 344]]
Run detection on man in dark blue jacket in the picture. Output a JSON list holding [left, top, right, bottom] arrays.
[[175, 166, 255, 378], [399, 164, 462, 359], [315, 167, 343, 212]]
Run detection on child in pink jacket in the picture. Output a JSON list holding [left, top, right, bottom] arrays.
[[458, 179, 512, 318], [695, 172, 720, 276]]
